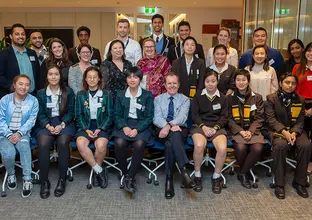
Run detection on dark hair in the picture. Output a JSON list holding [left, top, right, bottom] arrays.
[[152, 14, 164, 23], [164, 72, 180, 83], [203, 70, 218, 82], [46, 38, 70, 65], [213, 44, 228, 55], [11, 23, 26, 34], [106, 39, 125, 61], [29, 29, 43, 36], [178, 21, 191, 30], [46, 65, 68, 117], [253, 27, 267, 36], [125, 66, 143, 81], [11, 74, 31, 92], [182, 36, 197, 47], [287, 39, 304, 55], [77, 26, 90, 37], [82, 66, 104, 91], [77, 43, 92, 53], [117, 19, 130, 27], [234, 69, 250, 82], [296, 42, 312, 81], [280, 72, 298, 84], [250, 45, 269, 71]]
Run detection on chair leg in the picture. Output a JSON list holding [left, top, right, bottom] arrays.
[[1, 171, 8, 197]]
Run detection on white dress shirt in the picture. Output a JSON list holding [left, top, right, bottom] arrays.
[[46, 86, 61, 117], [125, 87, 142, 119]]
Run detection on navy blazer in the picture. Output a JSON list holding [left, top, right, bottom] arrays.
[[0, 45, 40, 98], [147, 34, 175, 57]]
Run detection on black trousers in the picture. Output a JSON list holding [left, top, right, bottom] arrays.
[[305, 102, 312, 141], [271, 132, 312, 187], [156, 127, 189, 176]]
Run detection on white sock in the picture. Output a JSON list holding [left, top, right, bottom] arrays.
[[92, 164, 103, 174], [194, 171, 201, 177], [212, 172, 221, 179]]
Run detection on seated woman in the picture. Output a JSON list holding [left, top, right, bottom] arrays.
[[113, 66, 154, 194], [35, 65, 75, 199], [137, 38, 171, 99], [227, 69, 266, 189], [76, 66, 113, 189], [0, 75, 39, 198], [191, 71, 228, 194], [265, 73, 312, 199]]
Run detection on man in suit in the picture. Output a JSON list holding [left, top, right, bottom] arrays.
[[0, 23, 40, 98], [68, 26, 102, 67], [167, 21, 205, 64]]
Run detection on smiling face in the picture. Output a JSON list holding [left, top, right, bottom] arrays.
[[117, 22, 129, 38], [10, 27, 26, 47], [305, 47, 312, 64], [183, 39, 196, 56], [126, 74, 141, 89], [152, 18, 163, 34], [253, 47, 267, 65], [14, 76, 30, 97], [253, 30, 267, 46], [143, 40, 156, 58], [235, 75, 249, 92], [213, 47, 227, 65], [78, 30, 90, 44], [178, 25, 191, 41], [47, 67, 61, 87], [290, 42, 304, 60], [30, 32, 43, 49], [110, 42, 124, 60], [165, 75, 180, 96], [217, 30, 230, 46], [85, 70, 100, 90], [51, 42, 64, 58], [204, 74, 218, 93], [79, 46, 91, 62]]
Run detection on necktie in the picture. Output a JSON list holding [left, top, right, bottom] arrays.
[[166, 96, 174, 122], [156, 36, 159, 43]]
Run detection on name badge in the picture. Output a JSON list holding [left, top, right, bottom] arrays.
[[212, 103, 221, 110], [46, 103, 55, 108], [307, 76, 312, 81], [91, 59, 98, 65], [95, 103, 102, 108], [21, 106, 30, 111], [250, 104, 257, 111], [29, 56, 36, 61], [134, 103, 142, 110], [269, 59, 275, 66]]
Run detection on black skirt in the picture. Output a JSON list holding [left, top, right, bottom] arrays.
[[76, 119, 110, 141], [190, 124, 227, 142], [36, 117, 75, 137]]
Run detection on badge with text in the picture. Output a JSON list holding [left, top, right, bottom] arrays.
[[212, 103, 221, 110]]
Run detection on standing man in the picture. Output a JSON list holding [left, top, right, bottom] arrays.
[[167, 21, 205, 64], [0, 23, 40, 98], [29, 29, 48, 65], [104, 19, 142, 65], [68, 26, 102, 67], [239, 27, 284, 78]]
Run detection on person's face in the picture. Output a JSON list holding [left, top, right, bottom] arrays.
[[204, 75, 218, 93], [51, 42, 64, 58], [78, 30, 90, 44], [143, 41, 155, 58], [117, 22, 129, 38], [30, 32, 43, 49], [253, 30, 267, 46], [10, 27, 26, 47], [253, 47, 267, 65], [111, 42, 124, 59], [14, 77, 30, 97], [235, 75, 249, 92], [280, 76, 297, 94], [126, 74, 140, 88], [165, 75, 180, 96], [79, 46, 91, 62], [305, 47, 312, 63], [152, 18, 163, 33], [214, 48, 227, 65], [183, 39, 196, 55], [217, 30, 230, 46], [85, 70, 100, 89], [290, 42, 304, 59], [178, 25, 191, 41], [47, 67, 61, 86]]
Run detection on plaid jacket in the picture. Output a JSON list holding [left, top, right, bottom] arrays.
[[75, 90, 113, 132], [115, 89, 154, 132]]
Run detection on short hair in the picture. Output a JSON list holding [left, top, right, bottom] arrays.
[[152, 14, 164, 23], [287, 39, 304, 55], [203, 70, 218, 82], [234, 69, 251, 82], [82, 66, 104, 90], [125, 66, 143, 81], [29, 29, 43, 36], [280, 72, 298, 84], [182, 36, 197, 47], [77, 43, 92, 53], [217, 27, 231, 37], [77, 26, 90, 37], [213, 44, 228, 55], [117, 19, 130, 27], [106, 39, 126, 61], [253, 27, 267, 36], [178, 21, 191, 30], [11, 23, 25, 34], [164, 72, 180, 83]]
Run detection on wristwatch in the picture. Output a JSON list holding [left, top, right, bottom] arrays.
[[60, 122, 66, 129]]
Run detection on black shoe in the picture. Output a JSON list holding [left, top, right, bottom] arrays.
[[292, 181, 309, 198], [165, 175, 175, 199], [54, 179, 66, 197], [180, 167, 195, 189], [96, 167, 108, 189], [40, 180, 51, 199], [124, 175, 136, 194], [275, 185, 285, 199], [211, 176, 223, 194], [92, 171, 99, 187], [237, 173, 251, 189], [193, 177, 203, 192]]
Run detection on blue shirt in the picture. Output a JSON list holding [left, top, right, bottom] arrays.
[[156, 37, 164, 54], [12, 46, 35, 92]]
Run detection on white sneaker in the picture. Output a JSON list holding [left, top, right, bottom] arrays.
[[7, 175, 17, 190], [21, 180, 33, 198]]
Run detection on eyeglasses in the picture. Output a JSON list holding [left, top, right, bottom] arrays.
[[144, 46, 155, 49]]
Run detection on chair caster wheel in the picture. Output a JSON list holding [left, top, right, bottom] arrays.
[[269, 183, 275, 188], [1, 191, 7, 197], [68, 176, 74, 182], [252, 183, 258, 188], [86, 184, 92, 189], [146, 179, 152, 184], [222, 184, 227, 188], [120, 184, 125, 189], [266, 172, 272, 177], [306, 182, 310, 187], [229, 170, 235, 175], [154, 180, 159, 186]]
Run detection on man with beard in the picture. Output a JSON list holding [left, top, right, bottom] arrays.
[[104, 19, 142, 65], [29, 29, 48, 65], [0, 23, 40, 98], [68, 26, 102, 67]]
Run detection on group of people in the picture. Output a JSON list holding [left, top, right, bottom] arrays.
[[0, 14, 312, 201]]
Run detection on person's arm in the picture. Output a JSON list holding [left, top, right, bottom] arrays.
[[227, 66, 236, 93], [60, 88, 75, 126], [136, 91, 154, 132], [170, 97, 190, 126], [100, 62, 110, 89], [68, 66, 79, 95], [103, 42, 110, 61], [18, 97, 39, 136], [206, 48, 213, 67], [265, 95, 286, 133], [114, 91, 128, 130], [197, 61, 206, 91], [0, 50, 11, 93], [248, 94, 264, 134], [36, 90, 50, 128], [134, 42, 142, 65], [75, 91, 88, 131], [161, 58, 171, 94], [0, 96, 12, 137], [270, 68, 279, 94], [98, 91, 114, 131], [230, 48, 238, 68], [197, 44, 206, 66], [153, 96, 169, 128], [227, 96, 244, 134], [291, 98, 305, 135], [192, 94, 204, 127], [214, 96, 228, 129]]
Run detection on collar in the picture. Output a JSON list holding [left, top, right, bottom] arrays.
[[46, 86, 61, 96], [153, 33, 164, 41], [30, 45, 48, 53], [209, 63, 229, 73], [12, 45, 27, 54], [125, 86, 142, 98], [185, 56, 194, 65], [164, 92, 179, 100], [306, 65, 312, 71], [201, 88, 220, 98], [89, 89, 103, 98]]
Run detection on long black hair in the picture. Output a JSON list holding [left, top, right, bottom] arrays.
[[250, 45, 269, 71]]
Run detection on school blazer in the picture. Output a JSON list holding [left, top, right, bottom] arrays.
[[167, 41, 205, 64], [147, 34, 175, 57]]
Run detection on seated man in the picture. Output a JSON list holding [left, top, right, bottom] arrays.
[[153, 72, 195, 199]]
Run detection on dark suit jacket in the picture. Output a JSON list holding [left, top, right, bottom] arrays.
[[68, 46, 102, 67], [144, 34, 175, 57], [0, 45, 40, 98], [167, 41, 205, 65]]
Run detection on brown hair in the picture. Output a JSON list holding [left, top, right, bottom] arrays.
[[77, 43, 92, 53], [46, 38, 70, 66], [217, 27, 231, 37], [296, 42, 312, 81], [82, 66, 104, 91], [11, 74, 31, 92], [164, 72, 180, 83]]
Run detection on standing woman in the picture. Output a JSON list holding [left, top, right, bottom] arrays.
[[68, 43, 92, 95], [191, 71, 228, 194], [206, 27, 238, 67], [0, 75, 39, 198], [280, 39, 304, 75], [228, 69, 266, 188], [100, 39, 132, 100], [35, 65, 75, 199], [171, 36, 205, 98], [206, 44, 236, 95], [245, 45, 278, 101], [113, 66, 154, 194], [40, 38, 72, 89], [292, 42, 312, 173], [137, 38, 171, 99], [76, 66, 113, 188]]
